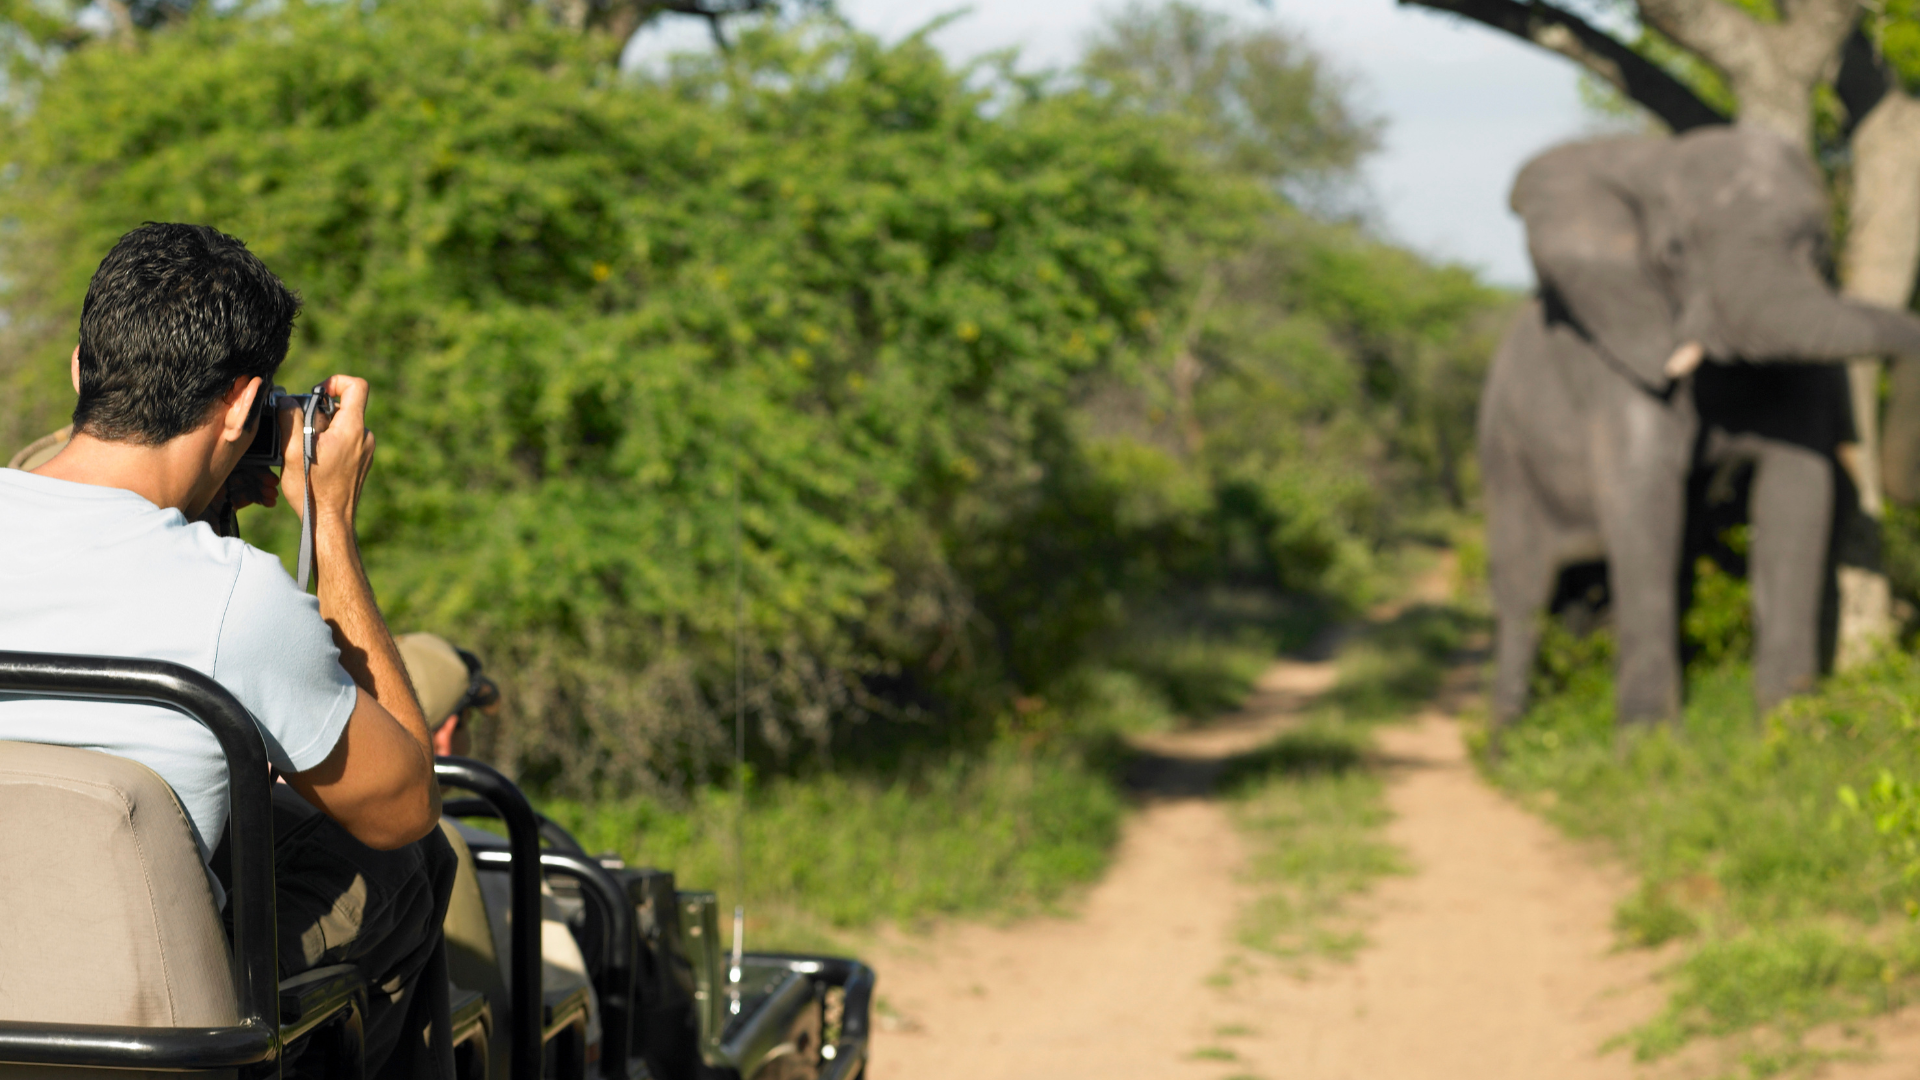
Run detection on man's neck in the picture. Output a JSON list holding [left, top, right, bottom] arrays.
[[33, 429, 224, 515]]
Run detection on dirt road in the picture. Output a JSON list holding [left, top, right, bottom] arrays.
[[869, 639, 1674, 1080], [864, 553, 1920, 1078]]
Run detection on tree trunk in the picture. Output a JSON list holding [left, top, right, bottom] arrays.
[[1852, 94, 1920, 503], [1637, 0, 1859, 147], [1834, 92, 1920, 665]]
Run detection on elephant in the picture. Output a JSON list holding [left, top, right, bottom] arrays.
[[1481, 123, 1920, 730]]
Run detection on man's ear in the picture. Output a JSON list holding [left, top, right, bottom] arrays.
[[218, 375, 263, 445], [431, 715, 460, 757], [69, 346, 79, 394]]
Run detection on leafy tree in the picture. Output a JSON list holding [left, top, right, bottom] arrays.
[[1082, 2, 1381, 207], [0, 0, 1507, 792], [1075, 2, 1504, 577]]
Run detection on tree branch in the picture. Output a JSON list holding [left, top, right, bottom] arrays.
[[1835, 23, 1890, 135], [1399, 0, 1728, 131]]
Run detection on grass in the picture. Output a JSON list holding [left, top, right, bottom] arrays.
[[1214, 564, 1482, 972], [1488, 646, 1920, 1074], [1081, 585, 1331, 732], [1323, 601, 1483, 721], [1221, 723, 1405, 968], [541, 739, 1125, 951]]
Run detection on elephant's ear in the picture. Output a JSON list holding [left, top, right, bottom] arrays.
[[1512, 143, 1680, 392]]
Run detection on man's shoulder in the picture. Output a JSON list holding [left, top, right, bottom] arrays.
[[0, 469, 224, 579], [227, 542, 300, 595], [216, 544, 331, 662]]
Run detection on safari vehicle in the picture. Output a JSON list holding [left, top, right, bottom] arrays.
[[0, 651, 873, 1080]]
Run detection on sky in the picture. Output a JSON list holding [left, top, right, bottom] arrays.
[[628, 1, 1620, 287]]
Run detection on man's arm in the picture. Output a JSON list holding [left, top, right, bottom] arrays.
[[280, 375, 440, 850]]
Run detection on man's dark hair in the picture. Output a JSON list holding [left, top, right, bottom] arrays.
[[71, 223, 301, 445]]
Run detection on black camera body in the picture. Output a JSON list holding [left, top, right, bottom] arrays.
[[239, 383, 335, 469]]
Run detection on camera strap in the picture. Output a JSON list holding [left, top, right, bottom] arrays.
[[296, 394, 323, 592]]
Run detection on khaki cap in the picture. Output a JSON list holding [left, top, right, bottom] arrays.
[[396, 632, 470, 729]]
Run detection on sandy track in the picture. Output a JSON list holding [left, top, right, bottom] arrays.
[[868, 797, 1251, 1080], [870, 680, 1669, 1079], [1213, 710, 1666, 1079], [866, 600, 1920, 1078]]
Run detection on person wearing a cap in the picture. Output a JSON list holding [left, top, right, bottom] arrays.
[[0, 225, 455, 1079], [395, 632, 607, 1070], [396, 632, 498, 759]]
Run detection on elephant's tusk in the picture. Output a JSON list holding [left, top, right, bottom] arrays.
[[1664, 342, 1705, 379]]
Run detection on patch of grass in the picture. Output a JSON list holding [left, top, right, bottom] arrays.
[[1491, 649, 1920, 1070], [1223, 724, 1407, 966], [1214, 563, 1477, 972], [1615, 879, 1702, 948], [542, 738, 1125, 950], [1630, 927, 1909, 1062], [1213, 1022, 1256, 1037], [1187, 1045, 1237, 1061], [1323, 602, 1485, 720]]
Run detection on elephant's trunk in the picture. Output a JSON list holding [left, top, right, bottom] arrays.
[[1706, 243, 1920, 363]]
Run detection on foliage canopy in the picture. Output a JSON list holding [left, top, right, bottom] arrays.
[[0, 0, 1505, 793]]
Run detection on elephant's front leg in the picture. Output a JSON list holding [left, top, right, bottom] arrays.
[[1747, 438, 1833, 713], [1593, 392, 1693, 725]]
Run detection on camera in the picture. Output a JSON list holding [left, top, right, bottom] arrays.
[[239, 383, 335, 469]]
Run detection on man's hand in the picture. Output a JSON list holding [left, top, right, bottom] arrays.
[[277, 375, 374, 527], [225, 463, 281, 510]]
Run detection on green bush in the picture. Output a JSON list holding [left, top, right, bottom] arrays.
[[0, 0, 1507, 793]]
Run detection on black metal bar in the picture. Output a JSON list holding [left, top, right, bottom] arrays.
[[443, 796, 586, 854], [277, 963, 366, 1046], [0, 1021, 276, 1070], [0, 651, 281, 1068], [531, 851, 637, 1079], [435, 756, 543, 1080]]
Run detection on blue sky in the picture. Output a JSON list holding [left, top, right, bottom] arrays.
[[629, 1, 1618, 286]]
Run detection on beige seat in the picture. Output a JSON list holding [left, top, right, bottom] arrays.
[[440, 820, 512, 1080], [440, 817, 602, 1079], [0, 741, 239, 1079]]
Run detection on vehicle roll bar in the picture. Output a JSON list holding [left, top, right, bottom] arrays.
[[434, 756, 545, 1080], [0, 652, 280, 1073], [449, 798, 639, 1080]]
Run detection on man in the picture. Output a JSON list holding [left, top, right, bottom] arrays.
[[0, 223, 453, 1079]]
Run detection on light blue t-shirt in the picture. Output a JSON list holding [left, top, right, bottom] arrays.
[[0, 468, 357, 889]]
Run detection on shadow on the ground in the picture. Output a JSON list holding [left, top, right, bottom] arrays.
[[1118, 596, 1488, 801], [1124, 728, 1369, 800]]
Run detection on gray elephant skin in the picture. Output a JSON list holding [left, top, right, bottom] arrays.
[[1481, 124, 1920, 730]]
